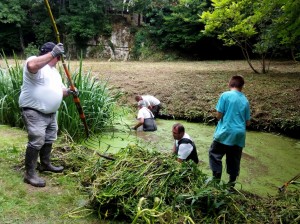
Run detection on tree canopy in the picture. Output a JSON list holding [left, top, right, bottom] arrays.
[[0, 0, 298, 64], [201, 0, 300, 72]]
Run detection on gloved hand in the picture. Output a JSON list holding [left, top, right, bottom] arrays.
[[51, 43, 64, 58], [67, 87, 79, 96]]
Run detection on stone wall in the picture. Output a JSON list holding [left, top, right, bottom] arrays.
[[86, 16, 137, 61]]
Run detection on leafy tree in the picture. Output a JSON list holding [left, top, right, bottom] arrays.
[[201, 0, 264, 73], [201, 0, 299, 73], [124, 0, 176, 14], [30, 1, 56, 45], [0, 0, 32, 53], [0, 0, 114, 57], [268, 0, 300, 61], [58, 0, 112, 57], [1, 0, 298, 61], [0, 0, 57, 55], [133, 0, 213, 57], [158, 0, 210, 50]]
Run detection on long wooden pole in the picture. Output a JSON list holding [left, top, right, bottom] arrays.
[[44, 0, 89, 138]]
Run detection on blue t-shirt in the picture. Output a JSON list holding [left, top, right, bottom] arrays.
[[214, 90, 250, 147]]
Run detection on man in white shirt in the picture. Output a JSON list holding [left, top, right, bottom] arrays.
[[132, 100, 157, 131], [135, 95, 162, 118], [19, 42, 76, 187], [172, 123, 199, 164]]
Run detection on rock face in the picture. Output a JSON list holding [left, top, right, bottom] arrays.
[[86, 18, 134, 61], [86, 14, 143, 61]]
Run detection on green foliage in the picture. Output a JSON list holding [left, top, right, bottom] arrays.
[[0, 0, 299, 61], [131, 28, 169, 60], [0, 0, 26, 24], [0, 0, 34, 54], [83, 144, 213, 222], [201, 0, 258, 46], [58, 60, 122, 140], [158, 0, 209, 49], [137, 0, 210, 53], [23, 43, 39, 58], [201, 0, 300, 71], [0, 0, 114, 57], [0, 55, 23, 128], [59, 0, 112, 46], [125, 0, 173, 14], [264, 0, 300, 60], [131, 28, 151, 60]]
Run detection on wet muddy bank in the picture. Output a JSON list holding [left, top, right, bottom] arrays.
[[156, 112, 300, 140]]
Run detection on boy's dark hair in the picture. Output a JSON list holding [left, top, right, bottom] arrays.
[[229, 75, 245, 88]]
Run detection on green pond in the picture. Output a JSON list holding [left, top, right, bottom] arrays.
[[85, 116, 300, 197]]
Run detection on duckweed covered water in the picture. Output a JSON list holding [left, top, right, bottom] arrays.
[[86, 117, 300, 196]]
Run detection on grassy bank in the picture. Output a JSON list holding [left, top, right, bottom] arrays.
[[0, 125, 99, 223]]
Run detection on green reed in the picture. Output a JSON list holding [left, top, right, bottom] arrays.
[[58, 59, 122, 140], [0, 54, 23, 128]]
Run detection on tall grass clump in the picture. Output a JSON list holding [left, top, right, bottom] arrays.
[[58, 59, 122, 140], [0, 54, 23, 128]]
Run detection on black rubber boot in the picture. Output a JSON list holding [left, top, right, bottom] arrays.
[[39, 143, 64, 173], [24, 147, 46, 187], [213, 171, 222, 183], [228, 175, 237, 188]]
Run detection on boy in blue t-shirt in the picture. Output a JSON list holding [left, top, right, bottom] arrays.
[[209, 75, 251, 188]]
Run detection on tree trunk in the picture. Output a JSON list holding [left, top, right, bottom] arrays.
[[261, 55, 266, 74], [240, 45, 260, 74], [290, 47, 298, 62], [138, 14, 141, 26], [19, 27, 25, 52]]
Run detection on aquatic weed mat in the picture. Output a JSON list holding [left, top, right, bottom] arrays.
[[44, 142, 300, 223]]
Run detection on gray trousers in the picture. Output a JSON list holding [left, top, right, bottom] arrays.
[[21, 108, 57, 150], [209, 140, 243, 177]]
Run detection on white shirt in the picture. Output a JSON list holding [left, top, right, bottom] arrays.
[[19, 56, 65, 114], [142, 95, 160, 107], [137, 107, 153, 119], [175, 133, 193, 160]]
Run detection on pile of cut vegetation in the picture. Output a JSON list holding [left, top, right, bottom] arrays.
[[59, 143, 300, 223]]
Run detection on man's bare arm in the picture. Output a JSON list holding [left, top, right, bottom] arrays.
[[27, 53, 54, 74]]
